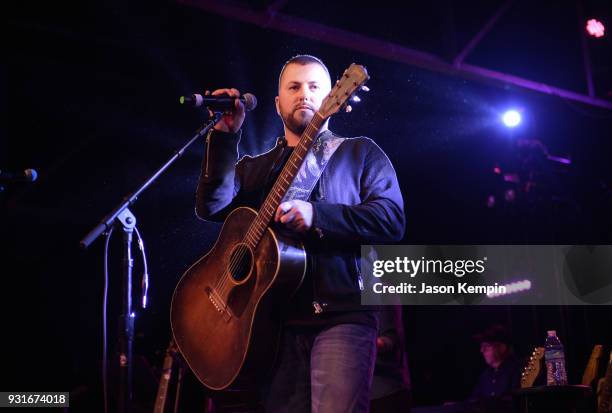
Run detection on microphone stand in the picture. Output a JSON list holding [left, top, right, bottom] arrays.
[[80, 111, 223, 413]]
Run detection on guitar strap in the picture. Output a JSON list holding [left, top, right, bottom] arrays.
[[281, 130, 346, 203]]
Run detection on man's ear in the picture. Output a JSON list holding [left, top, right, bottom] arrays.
[[275, 96, 280, 116]]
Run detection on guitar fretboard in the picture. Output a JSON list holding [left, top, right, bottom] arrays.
[[243, 112, 325, 249]]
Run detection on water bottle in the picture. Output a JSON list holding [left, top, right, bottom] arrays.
[[545, 330, 568, 385]]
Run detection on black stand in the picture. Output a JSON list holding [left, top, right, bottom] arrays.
[[80, 112, 222, 413], [174, 364, 186, 413], [513, 385, 593, 413], [117, 209, 136, 413]]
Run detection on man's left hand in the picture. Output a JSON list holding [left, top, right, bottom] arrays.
[[274, 200, 313, 233]]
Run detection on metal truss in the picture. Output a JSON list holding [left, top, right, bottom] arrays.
[[179, 0, 612, 110]]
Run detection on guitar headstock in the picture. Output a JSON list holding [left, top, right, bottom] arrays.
[[593, 344, 604, 359], [318, 63, 370, 119], [521, 347, 545, 388]]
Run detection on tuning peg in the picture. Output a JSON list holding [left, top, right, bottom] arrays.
[[361, 85, 370, 92], [352, 96, 361, 103], [345, 105, 353, 113]]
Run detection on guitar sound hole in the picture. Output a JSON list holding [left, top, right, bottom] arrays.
[[229, 244, 253, 283]]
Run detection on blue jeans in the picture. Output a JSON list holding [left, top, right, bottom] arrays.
[[262, 323, 378, 413]]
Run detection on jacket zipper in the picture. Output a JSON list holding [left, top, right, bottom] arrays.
[[355, 253, 364, 291], [312, 254, 362, 314], [310, 254, 327, 314]]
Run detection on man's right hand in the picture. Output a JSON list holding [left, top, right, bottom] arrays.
[[207, 88, 245, 133]]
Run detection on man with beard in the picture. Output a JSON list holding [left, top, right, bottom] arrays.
[[196, 55, 405, 412]]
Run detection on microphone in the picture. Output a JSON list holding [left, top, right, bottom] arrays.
[[0, 168, 38, 183], [179, 93, 257, 112]]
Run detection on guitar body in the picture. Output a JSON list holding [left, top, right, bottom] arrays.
[[170, 207, 306, 390]]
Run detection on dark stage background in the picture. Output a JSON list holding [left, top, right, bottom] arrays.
[[4, 0, 612, 410]]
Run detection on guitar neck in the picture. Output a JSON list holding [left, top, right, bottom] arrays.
[[153, 347, 176, 413], [237, 62, 370, 249], [243, 112, 326, 248], [599, 351, 612, 413], [583, 344, 603, 386]]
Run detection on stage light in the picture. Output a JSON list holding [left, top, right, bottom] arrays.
[[586, 18, 605, 38], [502, 110, 521, 128]]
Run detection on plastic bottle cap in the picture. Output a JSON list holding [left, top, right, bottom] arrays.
[[547, 330, 556, 336]]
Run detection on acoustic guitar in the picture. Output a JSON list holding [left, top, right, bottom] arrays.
[[171, 64, 370, 390]]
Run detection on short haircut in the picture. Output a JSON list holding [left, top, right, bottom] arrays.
[[278, 55, 331, 91]]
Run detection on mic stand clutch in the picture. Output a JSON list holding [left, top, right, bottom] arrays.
[[80, 112, 223, 413]]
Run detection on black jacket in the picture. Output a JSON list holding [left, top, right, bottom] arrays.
[[195, 128, 405, 314]]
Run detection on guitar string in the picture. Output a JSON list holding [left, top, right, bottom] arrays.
[[218, 116, 321, 294], [213, 110, 326, 301], [217, 116, 320, 290], [214, 122, 317, 297], [213, 118, 322, 298], [217, 118, 318, 294]]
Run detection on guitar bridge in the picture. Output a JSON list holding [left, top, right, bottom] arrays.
[[205, 287, 232, 322]]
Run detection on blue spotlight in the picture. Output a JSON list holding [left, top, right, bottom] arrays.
[[502, 110, 521, 128]]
